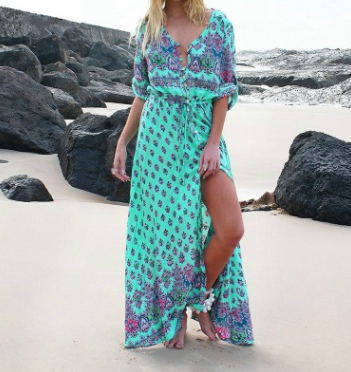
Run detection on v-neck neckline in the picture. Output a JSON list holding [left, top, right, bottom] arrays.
[[163, 8, 216, 52]]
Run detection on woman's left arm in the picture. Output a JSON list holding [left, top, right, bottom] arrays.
[[199, 96, 228, 179], [199, 15, 238, 180]]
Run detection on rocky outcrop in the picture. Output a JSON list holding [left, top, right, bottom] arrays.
[[59, 109, 136, 202], [88, 66, 133, 86], [237, 69, 351, 89], [61, 27, 91, 57], [47, 87, 83, 119], [0, 174, 53, 202], [86, 79, 134, 104], [65, 58, 90, 86], [0, 67, 66, 154], [0, 44, 42, 82], [42, 62, 105, 107], [88, 42, 134, 71], [0, 6, 129, 48], [31, 34, 67, 64], [42, 61, 79, 89], [237, 48, 351, 107], [0, 36, 32, 47], [0, 6, 145, 108], [274, 131, 351, 226], [240, 192, 279, 212], [237, 48, 351, 69], [245, 78, 351, 107]]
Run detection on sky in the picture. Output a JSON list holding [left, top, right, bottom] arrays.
[[0, 0, 350, 51]]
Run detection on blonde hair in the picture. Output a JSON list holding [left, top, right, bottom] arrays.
[[133, 0, 208, 55]]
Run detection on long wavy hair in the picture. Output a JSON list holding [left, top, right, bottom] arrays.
[[134, 0, 208, 55]]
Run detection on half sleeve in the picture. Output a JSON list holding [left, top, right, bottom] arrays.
[[215, 18, 239, 111], [131, 21, 150, 101]]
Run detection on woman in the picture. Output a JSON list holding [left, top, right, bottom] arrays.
[[112, 0, 254, 349]]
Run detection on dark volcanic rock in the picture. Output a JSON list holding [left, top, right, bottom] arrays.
[[237, 48, 351, 70], [47, 87, 83, 119], [59, 109, 135, 202], [88, 41, 133, 71], [0, 6, 129, 48], [236, 48, 351, 106], [42, 62, 105, 107], [117, 42, 135, 54], [42, 61, 79, 91], [238, 83, 266, 96], [88, 66, 133, 86], [256, 78, 351, 106], [82, 56, 102, 68], [0, 67, 66, 154], [274, 131, 351, 226], [86, 79, 135, 103], [0, 174, 53, 202], [240, 192, 278, 212], [31, 34, 67, 64], [0, 44, 42, 82], [0, 36, 32, 47], [237, 69, 351, 89], [68, 50, 84, 63], [80, 87, 107, 108], [62, 27, 91, 57], [65, 58, 90, 86]]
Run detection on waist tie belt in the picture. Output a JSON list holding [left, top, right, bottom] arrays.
[[147, 90, 213, 186]]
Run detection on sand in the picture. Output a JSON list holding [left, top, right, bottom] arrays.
[[0, 102, 351, 371]]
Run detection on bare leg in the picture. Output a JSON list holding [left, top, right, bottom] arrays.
[[194, 171, 244, 340], [201, 171, 244, 290], [164, 310, 187, 349]]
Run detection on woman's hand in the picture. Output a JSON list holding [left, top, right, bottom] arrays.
[[199, 143, 220, 179], [111, 145, 130, 182]]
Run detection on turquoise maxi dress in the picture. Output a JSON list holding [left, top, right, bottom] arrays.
[[125, 8, 254, 348]]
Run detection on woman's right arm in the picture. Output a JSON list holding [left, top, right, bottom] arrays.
[[112, 18, 149, 182], [111, 97, 145, 182]]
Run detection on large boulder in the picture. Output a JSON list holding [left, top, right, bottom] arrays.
[[42, 62, 105, 107], [0, 174, 53, 202], [42, 61, 79, 89], [47, 87, 83, 119], [65, 58, 90, 86], [86, 79, 135, 104], [274, 131, 351, 226], [0, 36, 32, 47], [0, 67, 66, 154], [31, 34, 67, 64], [88, 41, 133, 71], [59, 109, 136, 202], [61, 27, 91, 58], [88, 66, 133, 86], [0, 44, 42, 82], [68, 50, 84, 63], [82, 56, 102, 68]]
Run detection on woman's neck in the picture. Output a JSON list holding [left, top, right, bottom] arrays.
[[164, 1, 187, 19]]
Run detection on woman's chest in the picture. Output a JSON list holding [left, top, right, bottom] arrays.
[[145, 30, 224, 75]]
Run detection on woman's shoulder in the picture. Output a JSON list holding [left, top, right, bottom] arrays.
[[211, 8, 234, 29]]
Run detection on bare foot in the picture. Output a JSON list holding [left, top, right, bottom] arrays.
[[164, 311, 187, 349], [195, 311, 217, 341]]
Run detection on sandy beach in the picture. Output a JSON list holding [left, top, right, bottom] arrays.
[[1, 102, 351, 371]]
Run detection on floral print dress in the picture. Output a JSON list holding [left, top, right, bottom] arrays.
[[125, 8, 254, 348]]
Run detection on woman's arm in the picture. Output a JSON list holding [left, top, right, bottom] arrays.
[[199, 96, 229, 179], [117, 97, 145, 147], [112, 97, 146, 182]]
